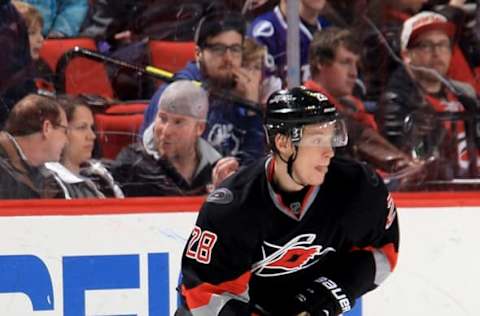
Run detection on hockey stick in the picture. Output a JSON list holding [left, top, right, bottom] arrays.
[[68, 46, 264, 116]]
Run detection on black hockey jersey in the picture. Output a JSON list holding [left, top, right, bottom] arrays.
[[179, 156, 399, 315]]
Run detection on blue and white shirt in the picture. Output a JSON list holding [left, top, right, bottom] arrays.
[[248, 5, 330, 82]]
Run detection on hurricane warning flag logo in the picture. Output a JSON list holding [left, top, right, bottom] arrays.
[[252, 234, 335, 277]]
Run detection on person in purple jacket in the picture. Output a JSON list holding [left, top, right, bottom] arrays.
[[249, 0, 331, 83]]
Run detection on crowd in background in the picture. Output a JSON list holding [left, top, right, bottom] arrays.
[[1, 0, 480, 199]]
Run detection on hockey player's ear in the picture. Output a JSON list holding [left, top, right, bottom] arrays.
[[274, 134, 293, 155]]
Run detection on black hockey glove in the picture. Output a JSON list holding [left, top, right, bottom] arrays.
[[261, 276, 353, 316]]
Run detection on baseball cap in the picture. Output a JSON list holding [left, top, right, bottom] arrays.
[[400, 11, 456, 50], [157, 80, 208, 121], [194, 11, 246, 48]]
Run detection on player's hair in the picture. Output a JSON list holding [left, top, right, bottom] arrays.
[[12, 1, 44, 30], [309, 27, 361, 77], [5, 94, 64, 136]]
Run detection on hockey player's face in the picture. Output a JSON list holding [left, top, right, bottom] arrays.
[[317, 45, 359, 98], [293, 123, 335, 185], [154, 110, 205, 162], [407, 30, 452, 78], [198, 31, 243, 85]]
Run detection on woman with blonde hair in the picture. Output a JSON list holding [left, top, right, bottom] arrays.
[[242, 37, 282, 109], [12, 1, 55, 95]]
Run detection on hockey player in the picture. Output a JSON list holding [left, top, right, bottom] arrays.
[[178, 87, 399, 315]]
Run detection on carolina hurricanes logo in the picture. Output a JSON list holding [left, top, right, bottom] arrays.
[[251, 234, 335, 277], [266, 246, 321, 269]]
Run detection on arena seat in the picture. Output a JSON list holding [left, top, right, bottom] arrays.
[[39, 38, 97, 73], [56, 48, 114, 99], [94, 102, 148, 159], [148, 40, 195, 78]]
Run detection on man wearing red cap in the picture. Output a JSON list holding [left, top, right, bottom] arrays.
[[359, 0, 479, 101], [379, 11, 479, 182]]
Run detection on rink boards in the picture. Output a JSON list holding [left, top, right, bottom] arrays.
[[0, 193, 478, 316]]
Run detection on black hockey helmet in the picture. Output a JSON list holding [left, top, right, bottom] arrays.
[[265, 86, 347, 146]]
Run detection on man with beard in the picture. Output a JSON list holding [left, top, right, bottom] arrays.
[[141, 12, 265, 175], [113, 80, 222, 197], [379, 11, 479, 179]]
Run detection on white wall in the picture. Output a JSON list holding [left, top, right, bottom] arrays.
[[0, 206, 478, 315], [364, 207, 480, 316]]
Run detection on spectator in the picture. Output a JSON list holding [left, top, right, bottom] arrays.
[[242, 37, 282, 109], [379, 11, 479, 180], [358, 0, 479, 102], [304, 27, 417, 176], [22, 0, 88, 37], [79, 0, 224, 100], [249, 0, 330, 83], [141, 12, 266, 167], [12, 1, 55, 95], [79, 0, 273, 47], [45, 96, 124, 198], [112, 80, 221, 197], [0, 0, 36, 128], [0, 94, 67, 198], [80, 0, 220, 45]]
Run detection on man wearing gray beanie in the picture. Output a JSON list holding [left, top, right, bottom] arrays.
[[111, 80, 222, 196], [140, 12, 266, 169]]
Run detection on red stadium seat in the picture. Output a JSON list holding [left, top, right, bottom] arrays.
[[56, 49, 114, 99], [94, 102, 148, 159], [39, 38, 97, 73], [148, 40, 195, 76]]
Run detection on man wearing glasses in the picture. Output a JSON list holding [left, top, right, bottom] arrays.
[[380, 11, 479, 180], [141, 12, 266, 184], [0, 94, 68, 198]]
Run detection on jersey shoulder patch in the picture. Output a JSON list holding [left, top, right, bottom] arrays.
[[206, 188, 234, 205], [385, 193, 397, 230], [252, 20, 275, 38]]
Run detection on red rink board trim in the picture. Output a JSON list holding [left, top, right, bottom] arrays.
[[0, 192, 479, 216]]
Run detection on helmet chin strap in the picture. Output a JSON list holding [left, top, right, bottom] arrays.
[[286, 145, 307, 188]]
